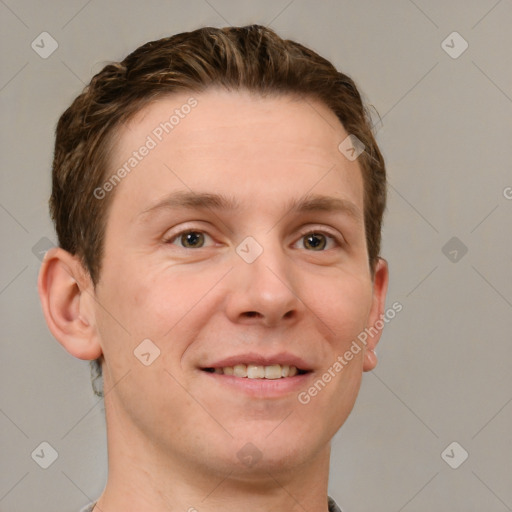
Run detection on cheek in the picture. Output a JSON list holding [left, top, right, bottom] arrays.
[[296, 275, 372, 428], [96, 260, 228, 351], [304, 271, 373, 343]]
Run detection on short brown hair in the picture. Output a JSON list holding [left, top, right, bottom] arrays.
[[51, 25, 386, 286]]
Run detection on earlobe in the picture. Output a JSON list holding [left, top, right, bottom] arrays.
[[363, 257, 389, 372], [38, 248, 103, 360]]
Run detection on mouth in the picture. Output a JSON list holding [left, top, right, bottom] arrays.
[[201, 363, 311, 379], [198, 352, 314, 398], [200, 364, 313, 398]]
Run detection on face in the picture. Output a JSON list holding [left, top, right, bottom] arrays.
[[91, 89, 385, 478]]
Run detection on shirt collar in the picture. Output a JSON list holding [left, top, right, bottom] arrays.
[[328, 495, 343, 512]]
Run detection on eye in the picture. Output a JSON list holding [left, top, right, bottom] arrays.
[[166, 230, 212, 249], [295, 231, 338, 251]]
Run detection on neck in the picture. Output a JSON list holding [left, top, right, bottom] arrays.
[[94, 405, 332, 512]]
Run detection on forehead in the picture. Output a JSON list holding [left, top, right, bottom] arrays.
[[119, 90, 346, 158], [107, 89, 364, 221]]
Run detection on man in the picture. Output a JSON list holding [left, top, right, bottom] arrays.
[[38, 25, 388, 511]]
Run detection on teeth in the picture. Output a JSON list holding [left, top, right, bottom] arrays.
[[247, 364, 266, 378], [265, 364, 282, 379], [210, 363, 302, 379], [233, 364, 247, 377]]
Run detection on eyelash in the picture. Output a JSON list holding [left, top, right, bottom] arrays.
[[294, 228, 342, 250], [163, 230, 215, 248], [164, 227, 343, 251]]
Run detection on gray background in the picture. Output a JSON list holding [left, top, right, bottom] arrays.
[[1, 1, 511, 511]]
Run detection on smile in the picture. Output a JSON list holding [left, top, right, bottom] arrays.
[[202, 363, 310, 379]]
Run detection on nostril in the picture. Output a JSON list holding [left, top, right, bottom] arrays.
[[243, 311, 260, 318]]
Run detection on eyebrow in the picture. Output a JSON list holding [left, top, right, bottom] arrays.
[[138, 191, 240, 220], [286, 193, 363, 223], [138, 190, 362, 223]]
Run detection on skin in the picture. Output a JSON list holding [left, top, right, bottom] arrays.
[[38, 89, 388, 512]]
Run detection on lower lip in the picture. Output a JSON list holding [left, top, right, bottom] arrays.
[[200, 370, 313, 398]]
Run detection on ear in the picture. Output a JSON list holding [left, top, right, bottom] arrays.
[[363, 257, 389, 372], [38, 247, 103, 360]]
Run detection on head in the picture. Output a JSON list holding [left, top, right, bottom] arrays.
[[39, 25, 388, 480], [50, 24, 386, 288]]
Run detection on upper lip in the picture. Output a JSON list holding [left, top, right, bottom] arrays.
[[201, 352, 313, 371]]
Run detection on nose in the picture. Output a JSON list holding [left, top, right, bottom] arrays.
[[224, 240, 303, 327]]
